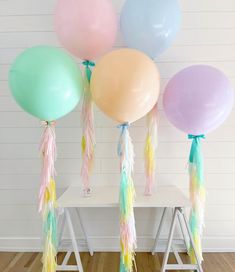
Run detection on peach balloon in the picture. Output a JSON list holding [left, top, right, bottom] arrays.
[[90, 49, 160, 123], [54, 0, 118, 60]]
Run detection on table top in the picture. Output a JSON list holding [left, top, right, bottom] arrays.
[[57, 186, 191, 208]]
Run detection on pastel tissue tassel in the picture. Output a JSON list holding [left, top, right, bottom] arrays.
[[188, 134, 205, 264], [144, 104, 158, 195], [118, 124, 136, 272], [81, 60, 96, 196], [39, 121, 58, 272]]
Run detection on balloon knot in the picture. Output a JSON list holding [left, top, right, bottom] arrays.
[[41, 121, 56, 128], [188, 134, 205, 140], [82, 60, 95, 67], [117, 123, 130, 130]]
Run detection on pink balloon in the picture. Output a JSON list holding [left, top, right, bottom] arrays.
[[163, 65, 234, 135], [55, 0, 118, 60]]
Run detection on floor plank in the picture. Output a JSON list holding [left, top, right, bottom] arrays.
[[0, 253, 17, 272], [2, 252, 34, 272], [0, 252, 235, 271]]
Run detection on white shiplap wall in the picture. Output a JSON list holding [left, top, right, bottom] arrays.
[[0, 0, 235, 252]]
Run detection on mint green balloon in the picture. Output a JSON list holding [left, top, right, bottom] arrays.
[[9, 45, 83, 121]]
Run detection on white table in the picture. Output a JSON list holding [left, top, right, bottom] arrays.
[[56, 186, 203, 272]]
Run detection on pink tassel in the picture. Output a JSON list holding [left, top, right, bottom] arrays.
[[144, 104, 158, 195], [39, 121, 57, 212], [81, 61, 95, 196]]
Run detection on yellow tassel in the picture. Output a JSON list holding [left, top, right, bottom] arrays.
[[42, 178, 57, 272], [42, 230, 57, 272], [124, 252, 133, 271], [81, 135, 86, 157], [189, 232, 202, 264], [145, 134, 155, 176], [43, 179, 57, 204]]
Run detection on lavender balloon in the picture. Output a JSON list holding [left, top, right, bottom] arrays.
[[163, 65, 234, 135]]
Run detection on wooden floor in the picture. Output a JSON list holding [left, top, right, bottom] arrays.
[[0, 252, 235, 272]]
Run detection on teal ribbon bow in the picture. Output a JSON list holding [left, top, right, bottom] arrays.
[[82, 60, 95, 82], [188, 134, 205, 140], [188, 134, 205, 181], [188, 134, 205, 162]]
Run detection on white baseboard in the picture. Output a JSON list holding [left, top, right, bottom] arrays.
[[0, 236, 234, 252]]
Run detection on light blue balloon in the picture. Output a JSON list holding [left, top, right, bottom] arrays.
[[120, 0, 181, 59]]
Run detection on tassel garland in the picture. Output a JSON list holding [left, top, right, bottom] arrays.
[[81, 60, 96, 196], [39, 121, 58, 272], [188, 134, 205, 264], [144, 104, 158, 195], [118, 123, 136, 272]]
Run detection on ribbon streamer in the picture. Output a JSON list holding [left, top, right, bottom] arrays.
[[81, 60, 96, 196], [118, 123, 136, 272], [188, 134, 205, 264], [144, 104, 158, 195], [39, 121, 57, 272]]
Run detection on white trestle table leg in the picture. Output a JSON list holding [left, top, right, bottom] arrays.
[[61, 250, 72, 266], [181, 208, 203, 272], [65, 208, 83, 271], [159, 207, 204, 272], [75, 208, 94, 256], [152, 207, 167, 255], [56, 208, 83, 272], [57, 209, 66, 249], [160, 207, 178, 272], [177, 211, 190, 253]]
